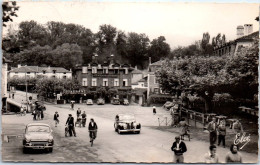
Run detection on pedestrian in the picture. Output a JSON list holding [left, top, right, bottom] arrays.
[[217, 120, 226, 148], [54, 111, 59, 127], [32, 109, 37, 120], [81, 111, 87, 127], [204, 145, 219, 163], [225, 144, 242, 163], [66, 114, 76, 137], [207, 117, 217, 145], [71, 101, 75, 110], [171, 136, 187, 163], [233, 119, 243, 135], [152, 105, 156, 115], [179, 118, 190, 140], [76, 108, 81, 117]]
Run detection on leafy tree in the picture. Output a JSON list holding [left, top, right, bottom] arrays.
[[126, 32, 150, 69], [149, 36, 170, 62], [2, 1, 19, 27]]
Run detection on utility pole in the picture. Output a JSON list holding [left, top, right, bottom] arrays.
[[25, 72, 28, 111]]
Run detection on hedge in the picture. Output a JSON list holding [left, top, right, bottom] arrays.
[[147, 94, 172, 105]]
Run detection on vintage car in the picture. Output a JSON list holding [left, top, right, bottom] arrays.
[[123, 99, 129, 105], [86, 99, 93, 105], [112, 98, 120, 105], [23, 123, 54, 153], [97, 98, 105, 105], [114, 114, 141, 134]]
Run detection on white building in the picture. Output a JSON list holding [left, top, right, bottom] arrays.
[[9, 65, 72, 79]]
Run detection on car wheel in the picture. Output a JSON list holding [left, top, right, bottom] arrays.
[[49, 148, 53, 153], [23, 147, 28, 154], [136, 131, 140, 134], [117, 129, 121, 134]]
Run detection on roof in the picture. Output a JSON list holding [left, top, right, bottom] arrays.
[[149, 60, 163, 66], [9, 66, 71, 73], [27, 123, 50, 127], [235, 31, 259, 42], [132, 69, 143, 74]]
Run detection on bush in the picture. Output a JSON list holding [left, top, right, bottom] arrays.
[[213, 93, 234, 103], [147, 94, 172, 106]]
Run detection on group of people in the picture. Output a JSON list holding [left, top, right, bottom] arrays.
[[53, 109, 98, 142], [171, 116, 244, 163], [171, 135, 243, 163], [32, 101, 44, 120]]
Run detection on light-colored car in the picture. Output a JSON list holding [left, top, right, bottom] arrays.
[[163, 101, 174, 110], [97, 98, 105, 105], [112, 98, 120, 105], [23, 123, 54, 153], [123, 99, 129, 105], [86, 99, 93, 105], [114, 114, 141, 134]]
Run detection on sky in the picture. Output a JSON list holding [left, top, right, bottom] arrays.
[[3, 1, 259, 49]]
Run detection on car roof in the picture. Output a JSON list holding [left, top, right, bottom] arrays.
[[27, 123, 50, 127]]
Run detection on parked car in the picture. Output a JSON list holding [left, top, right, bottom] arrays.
[[123, 99, 129, 105], [112, 98, 120, 105], [23, 123, 54, 153], [114, 114, 141, 134], [163, 101, 174, 110], [97, 98, 105, 105], [86, 99, 93, 105]]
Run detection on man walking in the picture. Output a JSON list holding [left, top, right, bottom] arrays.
[[53, 111, 59, 127], [171, 136, 187, 163], [66, 114, 76, 137], [207, 117, 217, 145]]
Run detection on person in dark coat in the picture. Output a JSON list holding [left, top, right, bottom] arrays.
[[88, 118, 98, 142], [54, 111, 59, 127], [76, 108, 81, 117], [81, 111, 87, 127], [66, 114, 76, 137], [171, 136, 187, 163]]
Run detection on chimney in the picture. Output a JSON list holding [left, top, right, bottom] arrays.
[[17, 64, 21, 68], [149, 57, 151, 65], [135, 65, 138, 70], [236, 25, 244, 38], [244, 24, 253, 36], [110, 54, 114, 64]]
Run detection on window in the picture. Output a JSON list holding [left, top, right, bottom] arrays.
[[155, 78, 159, 84], [63, 76, 67, 79], [103, 67, 108, 74], [63, 72, 66, 74], [103, 78, 108, 86], [114, 69, 119, 74], [43, 70, 46, 74], [92, 78, 97, 86], [154, 88, 159, 94], [27, 72, 30, 74], [124, 68, 128, 74], [114, 79, 119, 86], [82, 78, 87, 86], [15, 72, 18, 74], [123, 79, 128, 87], [52, 75, 56, 78], [82, 67, 88, 73], [92, 67, 97, 74], [53, 70, 56, 74]]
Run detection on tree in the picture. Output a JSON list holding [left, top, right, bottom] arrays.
[[2, 1, 19, 27], [51, 43, 83, 69], [126, 32, 150, 69], [149, 36, 170, 62]]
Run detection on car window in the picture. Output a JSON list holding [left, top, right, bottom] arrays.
[[27, 126, 50, 133]]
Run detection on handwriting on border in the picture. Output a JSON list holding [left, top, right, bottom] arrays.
[[234, 132, 250, 150]]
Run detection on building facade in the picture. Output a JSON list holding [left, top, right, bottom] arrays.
[[213, 25, 258, 56], [75, 61, 133, 91], [9, 65, 72, 79]]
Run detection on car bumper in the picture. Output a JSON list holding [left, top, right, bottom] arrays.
[[24, 145, 53, 149], [119, 129, 141, 132]]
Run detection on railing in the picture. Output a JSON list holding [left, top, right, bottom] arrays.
[[158, 116, 172, 126]]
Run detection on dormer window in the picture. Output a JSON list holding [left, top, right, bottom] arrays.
[[43, 70, 46, 74], [92, 67, 97, 74], [103, 67, 108, 74], [124, 68, 128, 74], [53, 70, 56, 74]]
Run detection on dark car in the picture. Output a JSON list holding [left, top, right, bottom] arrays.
[[23, 123, 54, 153], [114, 114, 141, 134]]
